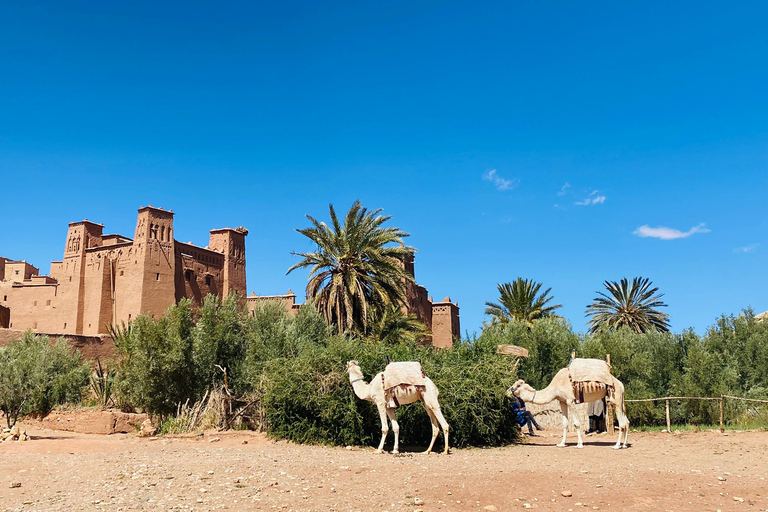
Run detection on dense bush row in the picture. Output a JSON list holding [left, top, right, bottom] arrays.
[[2, 297, 767, 437], [111, 295, 520, 447], [480, 312, 768, 426]]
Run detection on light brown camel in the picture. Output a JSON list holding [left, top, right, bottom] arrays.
[[507, 367, 629, 449], [346, 360, 449, 454]]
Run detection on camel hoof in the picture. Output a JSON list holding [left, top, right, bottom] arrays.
[[576, 444, 584, 449], [556, 443, 566, 447], [422, 450, 432, 455], [392, 450, 399, 454], [375, 449, 384, 454], [613, 445, 621, 450]]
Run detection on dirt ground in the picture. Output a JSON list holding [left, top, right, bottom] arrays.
[[1, 425, 766, 512]]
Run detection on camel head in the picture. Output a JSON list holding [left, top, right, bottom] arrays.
[[507, 379, 529, 398], [346, 360, 365, 382]]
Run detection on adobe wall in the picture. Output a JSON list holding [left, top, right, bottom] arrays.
[[0, 282, 60, 332], [0, 305, 9, 328], [0, 328, 116, 361], [175, 242, 226, 305], [247, 291, 300, 316], [404, 281, 432, 332]]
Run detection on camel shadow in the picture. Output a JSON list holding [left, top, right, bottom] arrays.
[[527, 439, 633, 449]]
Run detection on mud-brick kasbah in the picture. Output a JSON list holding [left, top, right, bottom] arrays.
[[0, 205, 460, 359]]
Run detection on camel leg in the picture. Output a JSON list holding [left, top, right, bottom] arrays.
[[557, 401, 568, 447], [614, 403, 630, 449], [423, 406, 440, 455], [572, 403, 584, 448], [423, 393, 450, 454], [375, 404, 389, 454], [386, 408, 400, 454]]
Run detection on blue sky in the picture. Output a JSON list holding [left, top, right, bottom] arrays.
[[1, 1, 766, 336]]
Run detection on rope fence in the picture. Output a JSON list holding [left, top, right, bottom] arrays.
[[624, 395, 768, 432]]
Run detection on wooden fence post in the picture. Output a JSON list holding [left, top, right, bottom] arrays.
[[719, 397, 725, 433], [665, 399, 671, 432]]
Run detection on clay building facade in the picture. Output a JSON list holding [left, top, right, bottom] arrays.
[[0, 206, 247, 336], [2, 205, 458, 348]]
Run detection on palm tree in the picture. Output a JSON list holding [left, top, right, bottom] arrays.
[[287, 200, 415, 335], [367, 304, 428, 344], [484, 278, 562, 327], [586, 277, 670, 334]]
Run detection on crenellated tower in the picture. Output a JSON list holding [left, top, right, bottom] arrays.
[[55, 220, 104, 333], [208, 227, 248, 300], [126, 206, 177, 320]]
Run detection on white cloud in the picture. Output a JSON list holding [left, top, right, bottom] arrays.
[[733, 243, 759, 253], [575, 190, 606, 206], [557, 182, 571, 196], [483, 169, 517, 191], [633, 223, 711, 240]]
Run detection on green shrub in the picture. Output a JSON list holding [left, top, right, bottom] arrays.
[[258, 334, 521, 448], [114, 300, 196, 418], [0, 331, 90, 428]]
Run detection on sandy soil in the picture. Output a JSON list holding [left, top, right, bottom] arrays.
[[1, 425, 767, 512]]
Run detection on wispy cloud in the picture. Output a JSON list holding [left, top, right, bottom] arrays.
[[575, 190, 606, 206], [733, 243, 759, 254], [483, 169, 517, 191], [633, 223, 711, 240], [557, 182, 571, 196]]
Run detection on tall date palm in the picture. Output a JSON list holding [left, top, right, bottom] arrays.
[[586, 277, 670, 334], [485, 278, 562, 327], [287, 200, 414, 335]]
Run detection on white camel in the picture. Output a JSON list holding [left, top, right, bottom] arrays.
[[346, 360, 449, 454], [507, 368, 630, 449]]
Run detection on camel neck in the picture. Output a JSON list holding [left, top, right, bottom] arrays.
[[530, 385, 556, 404], [349, 370, 372, 401]]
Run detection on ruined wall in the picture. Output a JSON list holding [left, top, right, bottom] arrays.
[[0, 328, 116, 361]]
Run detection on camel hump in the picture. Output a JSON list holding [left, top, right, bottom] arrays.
[[383, 361, 427, 390], [569, 358, 613, 385]]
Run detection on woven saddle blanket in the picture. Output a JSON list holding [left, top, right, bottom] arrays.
[[382, 361, 427, 391], [568, 358, 614, 404]]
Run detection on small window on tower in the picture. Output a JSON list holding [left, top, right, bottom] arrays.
[[120, 270, 124, 276], [205, 275, 212, 286], [46, 300, 51, 306], [185, 270, 193, 282], [156, 273, 160, 281]]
